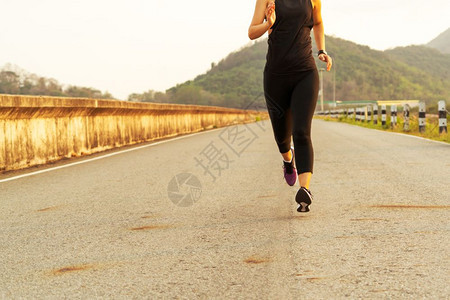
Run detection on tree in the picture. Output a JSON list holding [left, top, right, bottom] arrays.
[[0, 71, 20, 94]]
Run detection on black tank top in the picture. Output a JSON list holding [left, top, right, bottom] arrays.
[[264, 0, 316, 74]]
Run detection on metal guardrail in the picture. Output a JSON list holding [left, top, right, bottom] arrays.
[[315, 101, 448, 134]]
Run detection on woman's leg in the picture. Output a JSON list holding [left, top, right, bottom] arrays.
[[263, 70, 299, 186], [263, 71, 294, 155], [290, 69, 319, 189], [298, 173, 312, 189]]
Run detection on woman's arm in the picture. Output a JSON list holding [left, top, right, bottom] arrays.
[[312, 0, 332, 71], [248, 0, 275, 40]]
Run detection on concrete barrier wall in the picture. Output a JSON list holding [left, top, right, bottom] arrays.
[[0, 95, 268, 171]]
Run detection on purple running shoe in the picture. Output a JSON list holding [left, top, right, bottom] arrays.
[[283, 146, 297, 186]]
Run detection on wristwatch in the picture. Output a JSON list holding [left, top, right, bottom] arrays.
[[318, 50, 327, 57]]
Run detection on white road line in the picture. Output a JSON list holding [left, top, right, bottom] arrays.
[[316, 119, 449, 146], [0, 128, 223, 184], [373, 129, 450, 146]]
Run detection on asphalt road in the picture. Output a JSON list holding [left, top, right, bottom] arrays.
[[1, 119, 449, 299]]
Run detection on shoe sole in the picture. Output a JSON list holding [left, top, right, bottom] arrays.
[[296, 188, 312, 213], [297, 202, 310, 213]]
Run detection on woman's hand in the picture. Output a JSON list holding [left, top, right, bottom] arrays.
[[312, 0, 332, 71], [265, 1, 276, 27], [319, 53, 332, 71], [248, 0, 275, 40]]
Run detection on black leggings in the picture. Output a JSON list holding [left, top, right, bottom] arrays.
[[263, 68, 319, 174]]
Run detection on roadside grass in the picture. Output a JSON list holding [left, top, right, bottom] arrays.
[[315, 114, 450, 144]]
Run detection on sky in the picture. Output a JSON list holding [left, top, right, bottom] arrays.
[[0, 0, 449, 100]]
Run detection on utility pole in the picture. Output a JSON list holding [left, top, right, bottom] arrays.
[[319, 68, 324, 111], [333, 58, 336, 107]]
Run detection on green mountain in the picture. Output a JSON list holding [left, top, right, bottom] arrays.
[[385, 45, 450, 82], [427, 28, 450, 54], [324, 36, 450, 102], [132, 35, 450, 109], [129, 41, 269, 108]]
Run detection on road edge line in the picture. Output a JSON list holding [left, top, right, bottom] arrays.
[[314, 118, 449, 146], [0, 127, 225, 183]]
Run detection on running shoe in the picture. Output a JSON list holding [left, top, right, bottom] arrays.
[[283, 146, 297, 186], [295, 187, 313, 213]]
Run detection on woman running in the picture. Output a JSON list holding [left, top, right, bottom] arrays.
[[248, 0, 332, 212]]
